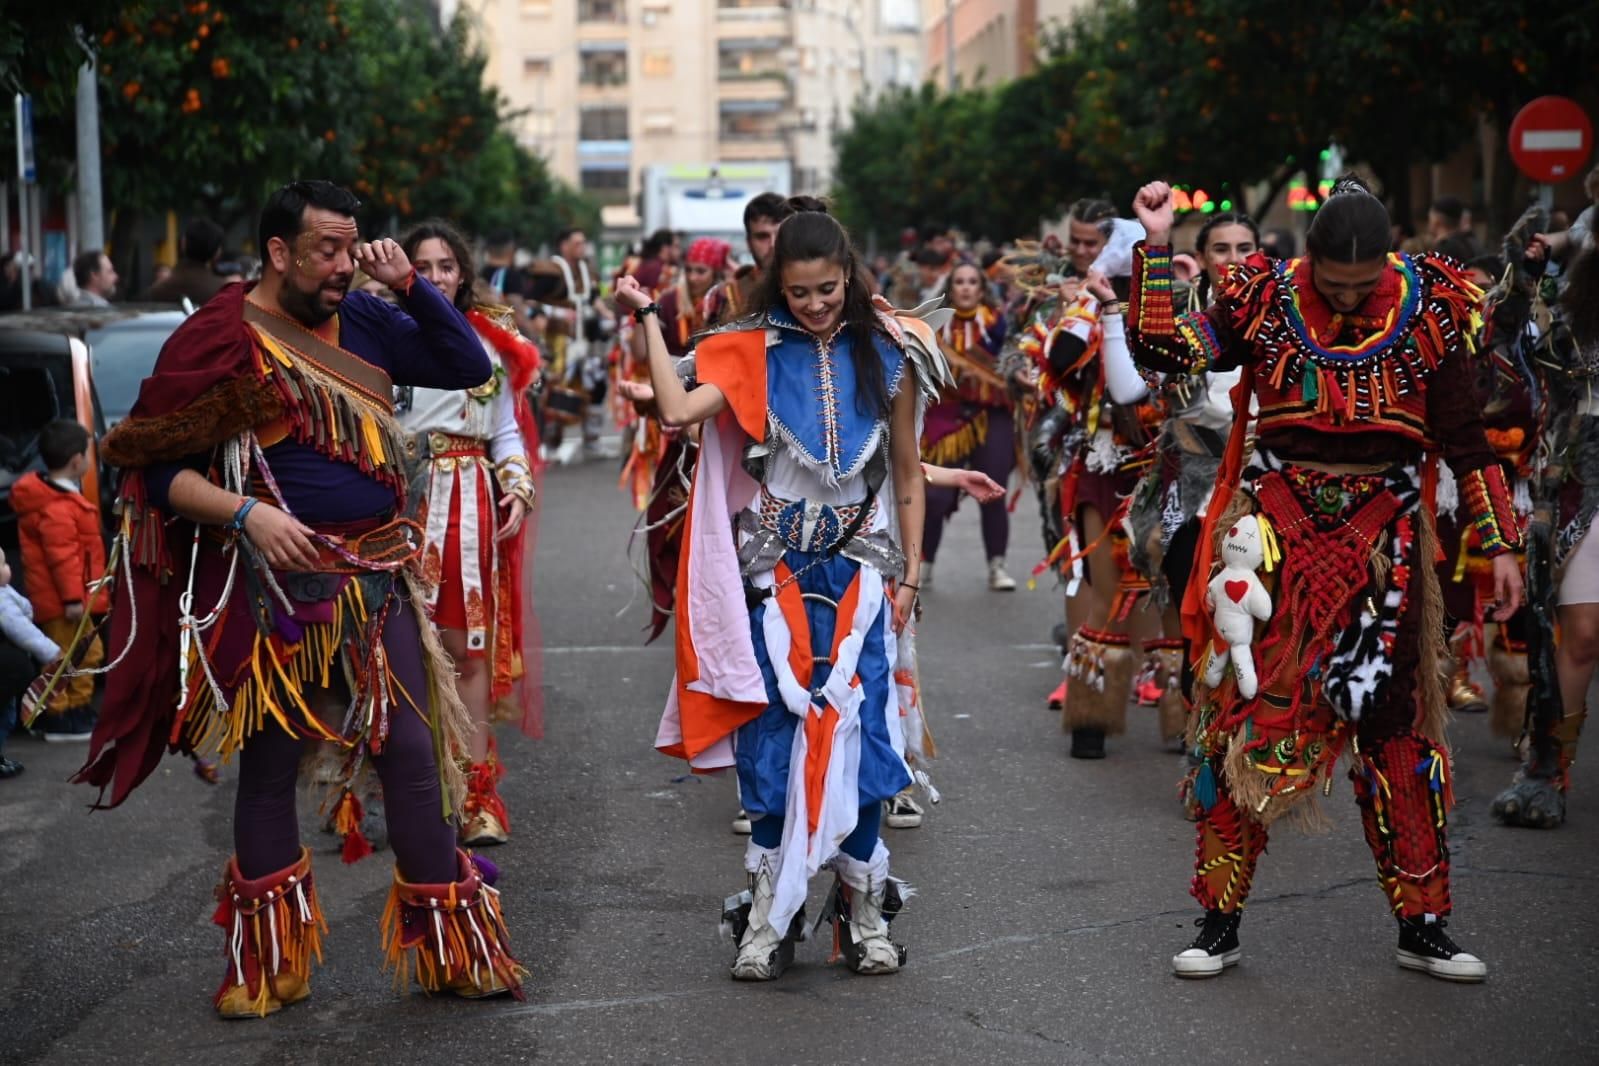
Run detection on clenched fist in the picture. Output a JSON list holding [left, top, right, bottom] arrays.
[[1132, 182, 1176, 247]]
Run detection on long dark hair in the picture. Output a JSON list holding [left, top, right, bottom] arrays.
[[940, 259, 994, 311], [755, 200, 892, 418], [1193, 210, 1261, 304], [399, 219, 478, 313], [1562, 245, 1599, 351], [1306, 175, 1391, 264]]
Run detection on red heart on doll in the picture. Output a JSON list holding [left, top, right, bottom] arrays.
[[1224, 579, 1249, 603]]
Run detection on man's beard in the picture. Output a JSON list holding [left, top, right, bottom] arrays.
[[279, 277, 343, 326]]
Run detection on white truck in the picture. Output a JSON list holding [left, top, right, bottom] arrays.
[[639, 163, 792, 255]]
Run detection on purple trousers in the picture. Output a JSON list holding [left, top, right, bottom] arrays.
[[923, 406, 1016, 563], [234, 599, 458, 883]]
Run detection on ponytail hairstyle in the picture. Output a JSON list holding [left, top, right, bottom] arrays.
[[399, 219, 477, 313], [1305, 175, 1392, 264], [755, 197, 892, 418], [1192, 210, 1261, 305]]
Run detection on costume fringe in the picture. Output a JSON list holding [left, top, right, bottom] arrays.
[[922, 409, 989, 468], [381, 850, 526, 1000], [1488, 632, 1530, 742], [1415, 506, 1450, 753], [1221, 729, 1336, 833], [406, 571, 472, 819], [1063, 628, 1134, 734], [212, 847, 325, 1017]]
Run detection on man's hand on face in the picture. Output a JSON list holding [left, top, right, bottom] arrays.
[[354, 238, 413, 288]]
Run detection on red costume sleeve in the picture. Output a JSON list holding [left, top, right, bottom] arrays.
[[1126, 244, 1269, 375]]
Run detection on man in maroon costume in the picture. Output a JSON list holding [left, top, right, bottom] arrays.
[[74, 180, 526, 1017]]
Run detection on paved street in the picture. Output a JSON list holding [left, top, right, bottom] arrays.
[[5, 458, 1598, 1065]]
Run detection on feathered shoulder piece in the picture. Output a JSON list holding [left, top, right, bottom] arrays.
[[871, 294, 955, 405], [1210, 252, 1280, 342]]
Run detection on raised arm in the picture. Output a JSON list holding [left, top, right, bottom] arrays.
[[351, 239, 490, 391], [1126, 181, 1251, 375], [615, 275, 726, 428]]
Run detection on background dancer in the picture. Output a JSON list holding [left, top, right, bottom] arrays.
[[921, 260, 1017, 593], [399, 220, 541, 848]]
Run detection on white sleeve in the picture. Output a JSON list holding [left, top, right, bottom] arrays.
[[1100, 313, 1149, 405], [487, 382, 526, 466]]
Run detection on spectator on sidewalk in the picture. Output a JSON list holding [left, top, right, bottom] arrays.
[[0, 545, 62, 777], [69, 250, 119, 307], [10, 419, 108, 742], [145, 217, 228, 305]]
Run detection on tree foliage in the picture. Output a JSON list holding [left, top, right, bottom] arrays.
[[834, 0, 1599, 239], [22, 0, 593, 247]]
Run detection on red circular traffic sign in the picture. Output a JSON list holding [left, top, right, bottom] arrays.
[[1509, 96, 1593, 184]]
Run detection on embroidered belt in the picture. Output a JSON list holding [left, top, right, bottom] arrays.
[[416, 431, 490, 461], [758, 488, 875, 554]]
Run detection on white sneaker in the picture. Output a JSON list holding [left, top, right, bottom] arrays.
[[885, 791, 923, 829], [987, 558, 1017, 591], [731, 808, 752, 835]]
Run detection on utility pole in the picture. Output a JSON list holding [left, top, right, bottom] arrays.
[[75, 30, 105, 252], [944, 0, 956, 91]]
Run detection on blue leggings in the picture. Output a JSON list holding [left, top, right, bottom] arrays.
[[750, 803, 881, 861]]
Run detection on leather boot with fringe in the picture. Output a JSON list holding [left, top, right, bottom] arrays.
[[1063, 627, 1134, 751], [213, 846, 325, 1019], [383, 849, 526, 999], [1145, 638, 1189, 748]]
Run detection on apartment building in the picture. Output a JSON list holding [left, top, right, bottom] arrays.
[[461, 0, 922, 234], [921, 0, 1086, 89]]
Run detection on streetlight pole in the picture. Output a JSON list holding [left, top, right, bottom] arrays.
[[75, 29, 105, 253], [944, 0, 956, 91]]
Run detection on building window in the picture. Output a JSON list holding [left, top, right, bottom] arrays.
[[579, 47, 628, 88], [718, 0, 788, 9], [719, 100, 782, 140], [579, 0, 627, 22], [523, 110, 556, 140], [642, 50, 674, 77], [581, 168, 631, 206], [719, 38, 786, 80], [523, 55, 552, 78], [580, 106, 629, 141]]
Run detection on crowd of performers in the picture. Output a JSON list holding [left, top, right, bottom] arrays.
[[16, 162, 1599, 1012]]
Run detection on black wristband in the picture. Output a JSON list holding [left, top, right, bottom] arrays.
[[633, 303, 660, 323]]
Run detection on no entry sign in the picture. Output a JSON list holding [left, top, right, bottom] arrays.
[[1509, 96, 1593, 184]]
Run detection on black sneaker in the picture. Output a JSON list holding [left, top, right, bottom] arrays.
[[1070, 727, 1106, 759], [1172, 910, 1241, 978], [0, 756, 23, 779], [41, 706, 95, 743], [1396, 916, 1487, 982]]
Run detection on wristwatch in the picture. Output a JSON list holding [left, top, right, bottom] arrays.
[[633, 303, 660, 323]]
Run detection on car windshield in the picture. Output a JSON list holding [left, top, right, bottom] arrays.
[[89, 319, 181, 426]]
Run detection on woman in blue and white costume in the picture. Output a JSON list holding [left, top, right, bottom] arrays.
[[617, 203, 950, 981]]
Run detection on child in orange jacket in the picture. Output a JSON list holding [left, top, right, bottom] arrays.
[[12, 419, 106, 742]]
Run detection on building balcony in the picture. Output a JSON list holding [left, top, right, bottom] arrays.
[[716, 2, 789, 39], [719, 137, 790, 163], [717, 75, 790, 102]]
